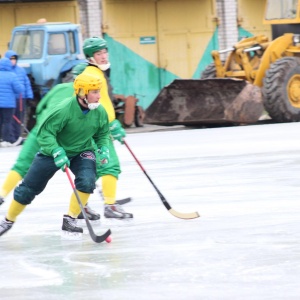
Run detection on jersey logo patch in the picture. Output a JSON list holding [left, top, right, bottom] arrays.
[[80, 151, 96, 161]]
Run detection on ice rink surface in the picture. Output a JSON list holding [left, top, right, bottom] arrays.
[[1, 122, 300, 300]]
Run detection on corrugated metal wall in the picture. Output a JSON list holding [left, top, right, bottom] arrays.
[[238, 0, 270, 39], [103, 0, 216, 79], [102, 0, 272, 109], [102, 0, 217, 108], [0, 1, 79, 56], [0, 0, 272, 110]]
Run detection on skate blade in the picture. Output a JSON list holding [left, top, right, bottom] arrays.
[[104, 212, 133, 219], [61, 230, 83, 240]]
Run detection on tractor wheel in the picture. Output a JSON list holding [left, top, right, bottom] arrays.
[[62, 70, 73, 83], [200, 63, 217, 79], [262, 57, 300, 122]]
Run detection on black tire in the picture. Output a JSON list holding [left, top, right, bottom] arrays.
[[200, 63, 217, 79], [62, 70, 73, 83], [262, 57, 300, 122]]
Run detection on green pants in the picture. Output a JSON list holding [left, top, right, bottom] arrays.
[[12, 126, 40, 177], [94, 137, 121, 179]]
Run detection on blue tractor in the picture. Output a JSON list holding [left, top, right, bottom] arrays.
[[9, 21, 86, 129]]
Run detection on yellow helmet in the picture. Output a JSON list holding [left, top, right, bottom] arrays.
[[73, 73, 102, 96]]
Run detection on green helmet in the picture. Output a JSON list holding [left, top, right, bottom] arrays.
[[71, 62, 88, 79], [83, 37, 107, 58]]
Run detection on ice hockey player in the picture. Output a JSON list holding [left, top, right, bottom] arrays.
[[0, 73, 110, 237], [0, 63, 101, 221], [82, 36, 133, 219]]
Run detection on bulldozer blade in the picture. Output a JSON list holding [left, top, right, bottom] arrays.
[[144, 79, 264, 126]]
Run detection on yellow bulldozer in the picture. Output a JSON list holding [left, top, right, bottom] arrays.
[[145, 0, 300, 126]]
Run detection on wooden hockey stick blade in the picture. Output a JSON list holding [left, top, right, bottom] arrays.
[[159, 192, 200, 219], [169, 208, 200, 219], [123, 139, 200, 220], [65, 167, 112, 243]]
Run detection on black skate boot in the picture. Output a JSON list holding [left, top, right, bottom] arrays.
[[61, 215, 83, 239], [77, 204, 100, 221], [0, 218, 14, 236], [0, 196, 4, 206], [104, 204, 133, 219]]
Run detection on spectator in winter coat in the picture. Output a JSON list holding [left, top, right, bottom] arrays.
[[5, 50, 33, 145], [0, 57, 23, 147]]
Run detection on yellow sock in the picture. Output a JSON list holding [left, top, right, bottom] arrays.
[[6, 199, 26, 222], [102, 175, 117, 205], [68, 191, 90, 218], [0, 170, 22, 198]]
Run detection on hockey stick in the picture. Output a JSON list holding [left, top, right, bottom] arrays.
[[13, 115, 30, 134], [65, 166, 111, 243], [95, 183, 132, 205], [123, 139, 200, 220]]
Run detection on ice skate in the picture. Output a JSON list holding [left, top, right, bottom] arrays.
[[11, 137, 24, 147], [104, 204, 133, 219], [0, 218, 14, 236], [77, 204, 100, 222], [61, 215, 83, 239], [0, 141, 13, 147]]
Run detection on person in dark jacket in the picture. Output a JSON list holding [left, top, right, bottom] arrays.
[[0, 57, 23, 147], [5, 50, 33, 145]]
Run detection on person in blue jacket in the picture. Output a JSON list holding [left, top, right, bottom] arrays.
[[0, 57, 23, 147], [5, 50, 33, 145]]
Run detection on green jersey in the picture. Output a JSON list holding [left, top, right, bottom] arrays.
[[37, 95, 110, 157], [36, 82, 74, 125]]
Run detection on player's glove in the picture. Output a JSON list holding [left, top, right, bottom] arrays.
[[52, 147, 70, 171], [98, 146, 110, 165], [109, 119, 126, 144]]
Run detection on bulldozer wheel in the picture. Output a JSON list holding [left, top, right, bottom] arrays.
[[200, 63, 217, 79], [262, 57, 300, 122]]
